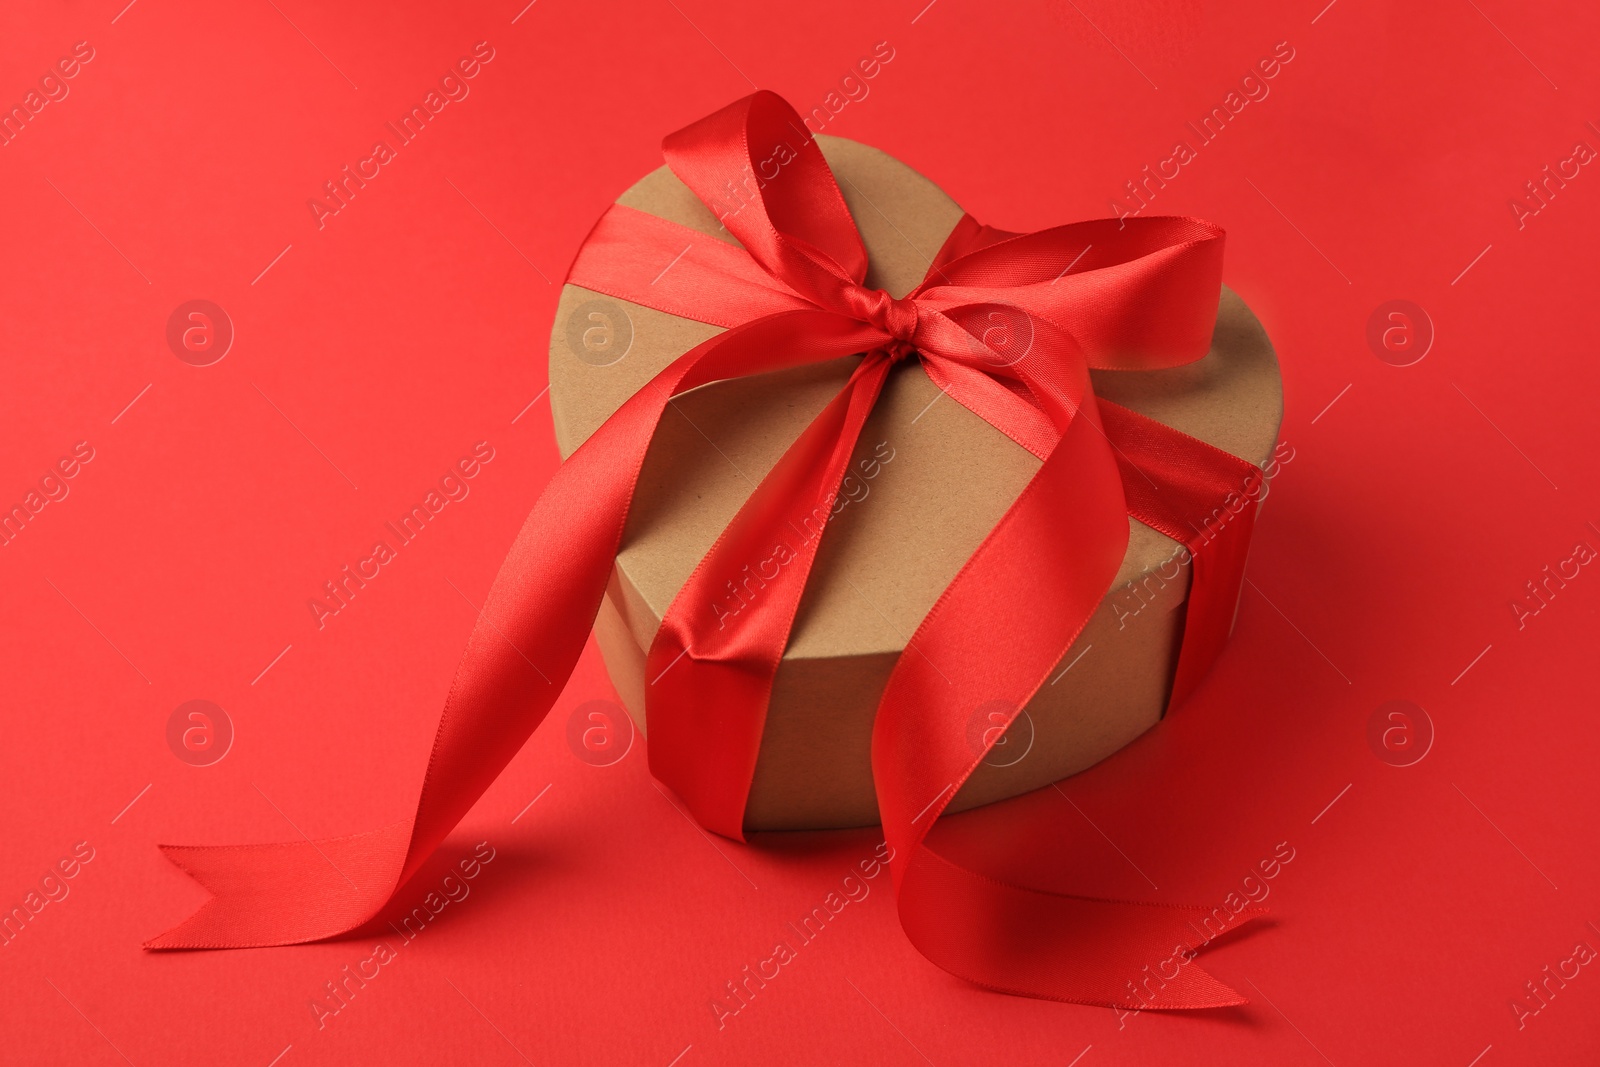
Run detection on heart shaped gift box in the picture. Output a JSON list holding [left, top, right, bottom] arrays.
[[149, 92, 1286, 1011], [549, 134, 1282, 832]]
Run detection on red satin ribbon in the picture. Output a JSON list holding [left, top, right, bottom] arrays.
[[150, 91, 1265, 1010]]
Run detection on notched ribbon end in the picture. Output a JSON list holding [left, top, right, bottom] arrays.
[[143, 824, 413, 951], [1126, 903, 1270, 1011]]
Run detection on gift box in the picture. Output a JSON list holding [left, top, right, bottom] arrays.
[[153, 90, 1285, 1011], [549, 133, 1283, 831]]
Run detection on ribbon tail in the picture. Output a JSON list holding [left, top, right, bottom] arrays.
[[873, 394, 1259, 1009], [147, 310, 883, 951], [146, 401, 646, 948], [146, 823, 412, 949], [648, 354, 894, 839], [1098, 399, 1264, 711], [900, 849, 1264, 1009]]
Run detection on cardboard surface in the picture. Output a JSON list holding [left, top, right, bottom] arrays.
[[550, 136, 1283, 827], [4, 1, 1600, 1064]]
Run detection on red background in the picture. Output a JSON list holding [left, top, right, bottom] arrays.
[[3, 0, 1598, 1063]]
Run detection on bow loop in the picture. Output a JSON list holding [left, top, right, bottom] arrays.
[[663, 90, 871, 313]]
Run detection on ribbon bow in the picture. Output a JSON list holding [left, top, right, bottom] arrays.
[[151, 91, 1266, 1011]]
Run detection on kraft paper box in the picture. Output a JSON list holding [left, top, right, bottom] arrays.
[[548, 135, 1283, 831]]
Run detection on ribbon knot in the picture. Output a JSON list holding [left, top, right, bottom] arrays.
[[873, 291, 921, 344], [877, 293, 920, 364], [843, 285, 920, 362]]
